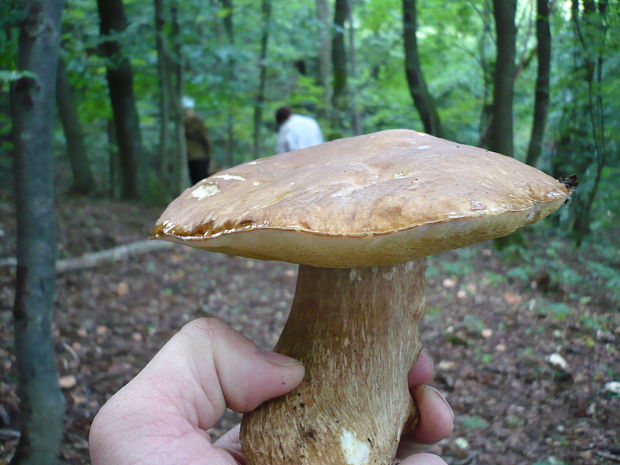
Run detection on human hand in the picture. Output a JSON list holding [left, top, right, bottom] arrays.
[[89, 318, 453, 465]]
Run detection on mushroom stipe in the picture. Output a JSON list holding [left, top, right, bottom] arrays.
[[153, 129, 570, 465]]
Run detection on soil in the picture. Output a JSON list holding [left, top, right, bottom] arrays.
[[0, 193, 618, 465]]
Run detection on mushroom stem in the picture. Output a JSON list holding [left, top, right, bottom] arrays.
[[241, 259, 427, 465]]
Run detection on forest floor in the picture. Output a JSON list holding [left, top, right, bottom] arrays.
[[0, 191, 618, 465]]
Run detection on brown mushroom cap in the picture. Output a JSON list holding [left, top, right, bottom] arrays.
[[153, 129, 569, 267]]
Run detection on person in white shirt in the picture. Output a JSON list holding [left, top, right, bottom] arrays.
[[276, 107, 324, 154]]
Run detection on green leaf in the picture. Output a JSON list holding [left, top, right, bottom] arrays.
[[0, 69, 37, 83], [458, 415, 489, 430]]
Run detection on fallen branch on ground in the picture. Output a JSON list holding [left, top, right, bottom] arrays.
[[0, 239, 177, 274]]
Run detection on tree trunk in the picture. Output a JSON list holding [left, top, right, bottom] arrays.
[[402, 0, 443, 137], [56, 58, 96, 195], [331, 0, 348, 127], [96, 0, 144, 199], [490, 0, 517, 249], [477, 0, 494, 146], [252, 0, 272, 157], [170, 1, 189, 192], [10, 1, 65, 464], [488, 0, 516, 156], [347, 0, 362, 134], [315, 0, 332, 118], [569, 0, 608, 245], [154, 0, 172, 191], [222, 0, 236, 168], [107, 118, 120, 198], [525, 0, 552, 166]]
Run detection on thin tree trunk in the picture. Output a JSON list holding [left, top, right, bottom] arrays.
[[331, 0, 348, 121], [252, 0, 272, 157], [347, 0, 362, 134], [170, 1, 189, 191], [316, 0, 332, 118], [570, 0, 608, 244], [402, 0, 443, 137], [56, 58, 96, 194], [525, 0, 552, 166], [488, 0, 516, 156], [477, 0, 494, 146], [107, 118, 120, 198], [10, 1, 65, 463], [221, 0, 235, 167], [154, 0, 172, 189], [96, 0, 144, 199]]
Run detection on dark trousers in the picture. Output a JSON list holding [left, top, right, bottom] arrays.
[[188, 157, 210, 185]]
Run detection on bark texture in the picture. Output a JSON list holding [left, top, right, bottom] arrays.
[[56, 58, 95, 194], [10, 1, 65, 463], [402, 0, 443, 137], [489, 0, 516, 156], [525, 0, 552, 167], [241, 260, 426, 465], [97, 0, 144, 199]]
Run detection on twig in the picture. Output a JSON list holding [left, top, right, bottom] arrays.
[[595, 450, 620, 463]]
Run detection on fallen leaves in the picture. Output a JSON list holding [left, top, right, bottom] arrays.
[[59, 375, 77, 390], [503, 291, 523, 305], [116, 281, 129, 296]]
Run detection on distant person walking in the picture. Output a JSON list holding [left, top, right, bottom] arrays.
[[183, 96, 213, 184], [275, 106, 323, 154]]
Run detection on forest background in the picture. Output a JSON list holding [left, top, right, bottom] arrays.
[[0, 0, 618, 464]]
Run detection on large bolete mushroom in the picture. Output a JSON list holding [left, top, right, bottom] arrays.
[[152, 129, 570, 465]]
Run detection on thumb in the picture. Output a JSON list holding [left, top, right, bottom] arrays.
[[136, 318, 305, 430], [205, 318, 305, 413], [399, 453, 448, 465]]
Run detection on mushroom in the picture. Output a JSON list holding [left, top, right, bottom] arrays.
[[152, 129, 570, 465]]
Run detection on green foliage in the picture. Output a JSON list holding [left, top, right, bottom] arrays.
[[501, 223, 620, 306], [0, 70, 36, 83], [464, 315, 485, 332], [1, 0, 615, 242], [533, 458, 567, 465], [536, 299, 572, 321], [458, 415, 489, 430]]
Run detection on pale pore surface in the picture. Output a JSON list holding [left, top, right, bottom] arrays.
[[153, 129, 569, 267]]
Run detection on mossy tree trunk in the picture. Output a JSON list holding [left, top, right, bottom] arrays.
[[10, 1, 65, 463]]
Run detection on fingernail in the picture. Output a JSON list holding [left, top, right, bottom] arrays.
[[425, 385, 454, 420], [260, 350, 303, 367]]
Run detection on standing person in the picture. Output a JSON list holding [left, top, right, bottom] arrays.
[[276, 106, 324, 154], [183, 96, 213, 184]]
